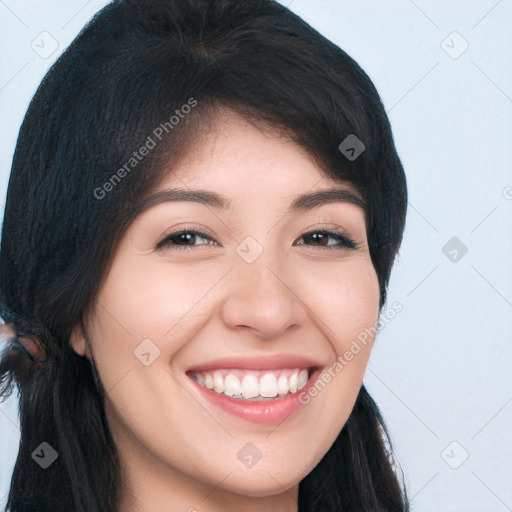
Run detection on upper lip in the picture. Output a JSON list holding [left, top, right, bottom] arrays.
[[186, 354, 323, 372]]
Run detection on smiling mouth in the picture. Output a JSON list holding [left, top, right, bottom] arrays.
[[187, 367, 315, 401]]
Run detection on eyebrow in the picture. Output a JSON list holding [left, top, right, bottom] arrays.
[[285, 187, 366, 213], [133, 186, 366, 217]]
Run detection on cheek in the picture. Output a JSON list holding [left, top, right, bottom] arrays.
[[291, 257, 380, 417], [93, 255, 220, 348], [285, 257, 380, 468], [83, 259, 205, 399], [300, 257, 379, 399], [299, 256, 380, 351]]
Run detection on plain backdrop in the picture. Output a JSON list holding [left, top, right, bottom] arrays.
[[1, 1, 511, 510]]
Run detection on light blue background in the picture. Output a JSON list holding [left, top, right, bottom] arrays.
[[1, 1, 511, 510]]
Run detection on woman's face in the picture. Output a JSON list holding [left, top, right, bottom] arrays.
[[71, 112, 380, 511]]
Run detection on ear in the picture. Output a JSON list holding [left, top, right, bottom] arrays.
[[69, 321, 90, 358]]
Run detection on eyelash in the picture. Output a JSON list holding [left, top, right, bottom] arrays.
[[156, 229, 358, 252]]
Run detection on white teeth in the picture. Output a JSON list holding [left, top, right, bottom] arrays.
[[195, 372, 205, 386], [277, 375, 289, 395], [289, 372, 298, 393], [213, 372, 224, 393], [204, 373, 213, 389], [241, 375, 259, 399], [224, 374, 242, 397], [191, 368, 311, 400], [259, 373, 278, 398], [297, 369, 308, 390]]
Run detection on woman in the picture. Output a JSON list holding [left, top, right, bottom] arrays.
[[0, 0, 409, 510]]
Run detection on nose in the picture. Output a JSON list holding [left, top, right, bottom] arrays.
[[220, 250, 308, 340]]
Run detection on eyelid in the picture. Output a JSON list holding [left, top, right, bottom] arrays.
[[155, 227, 218, 251], [294, 228, 358, 250], [156, 222, 217, 244], [295, 221, 358, 242]]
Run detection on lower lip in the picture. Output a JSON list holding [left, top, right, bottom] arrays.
[[187, 368, 322, 425]]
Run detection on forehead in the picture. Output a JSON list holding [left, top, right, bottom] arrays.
[[156, 112, 363, 205]]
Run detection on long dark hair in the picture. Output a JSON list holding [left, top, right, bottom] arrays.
[[0, 0, 409, 510]]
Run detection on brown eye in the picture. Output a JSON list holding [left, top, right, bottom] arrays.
[[296, 230, 358, 250], [156, 230, 218, 251]]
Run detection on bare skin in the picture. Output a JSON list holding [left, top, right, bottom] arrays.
[[70, 110, 380, 512]]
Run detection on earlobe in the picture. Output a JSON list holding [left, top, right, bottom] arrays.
[[69, 322, 89, 358]]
